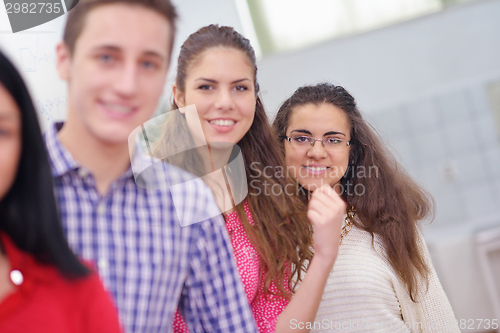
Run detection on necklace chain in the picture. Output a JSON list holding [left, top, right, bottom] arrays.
[[339, 206, 355, 245]]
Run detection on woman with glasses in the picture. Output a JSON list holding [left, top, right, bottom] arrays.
[[152, 25, 344, 332], [0, 51, 121, 333], [272, 83, 460, 332]]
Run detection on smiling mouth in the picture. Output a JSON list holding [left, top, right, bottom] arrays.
[[304, 166, 329, 171], [209, 119, 236, 126], [102, 102, 135, 114]]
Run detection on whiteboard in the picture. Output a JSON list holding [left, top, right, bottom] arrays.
[[0, 0, 68, 131]]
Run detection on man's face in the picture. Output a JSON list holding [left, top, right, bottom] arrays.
[[57, 3, 171, 145]]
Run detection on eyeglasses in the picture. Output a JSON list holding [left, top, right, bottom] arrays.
[[284, 135, 350, 152]]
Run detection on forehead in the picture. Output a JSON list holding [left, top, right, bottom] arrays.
[[75, 3, 171, 58], [188, 47, 254, 78], [0, 83, 21, 122], [288, 103, 350, 135]]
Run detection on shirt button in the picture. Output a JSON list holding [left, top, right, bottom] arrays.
[[10, 270, 24, 285], [97, 203, 106, 215], [97, 258, 109, 270], [78, 168, 89, 178]]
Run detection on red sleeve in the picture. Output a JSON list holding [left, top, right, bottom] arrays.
[[80, 272, 123, 333], [251, 276, 290, 333]]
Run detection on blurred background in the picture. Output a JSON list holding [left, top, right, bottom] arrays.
[[1, 0, 499, 331]]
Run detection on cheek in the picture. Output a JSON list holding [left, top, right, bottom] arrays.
[[238, 97, 256, 121], [143, 76, 165, 102], [0, 139, 21, 201], [284, 145, 302, 178], [241, 108, 255, 130]]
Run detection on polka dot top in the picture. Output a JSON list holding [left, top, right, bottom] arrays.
[[172, 199, 290, 332]]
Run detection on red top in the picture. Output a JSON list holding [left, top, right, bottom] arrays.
[[173, 199, 290, 332], [0, 233, 122, 333]]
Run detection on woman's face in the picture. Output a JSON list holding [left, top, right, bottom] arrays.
[[174, 47, 256, 146], [0, 83, 22, 201], [284, 103, 351, 192]]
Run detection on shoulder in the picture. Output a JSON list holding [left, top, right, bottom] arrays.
[[68, 270, 122, 333], [138, 161, 223, 228], [316, 225, 404, 327], [325, 223, 398, 294]]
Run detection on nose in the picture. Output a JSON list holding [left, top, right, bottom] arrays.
[[306, 139, 327, 159], [214, 88, 234, 110], [114, 61, 138, 96]]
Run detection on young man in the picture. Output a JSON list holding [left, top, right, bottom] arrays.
[[46, 0, 257, 332]]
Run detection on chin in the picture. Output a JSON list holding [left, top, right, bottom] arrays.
[[300, 179, 336, 192], [95, 128, 132, 146]]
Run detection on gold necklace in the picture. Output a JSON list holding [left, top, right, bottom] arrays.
[[339, 206, 355, 245]]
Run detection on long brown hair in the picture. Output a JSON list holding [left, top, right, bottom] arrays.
[[272, 83, 433, 302], [155, 25, 313, 299]]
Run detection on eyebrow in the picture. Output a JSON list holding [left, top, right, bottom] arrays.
[[195, 78, 251, 84], [290, 129, 346, 137], [92, 45, 166, 62]]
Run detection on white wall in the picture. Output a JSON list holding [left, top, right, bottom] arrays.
[[258, 0, 500, 115]]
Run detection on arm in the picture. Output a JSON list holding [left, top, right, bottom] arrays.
[[179, 215, 258, 333], [275, 185, 344, 333]]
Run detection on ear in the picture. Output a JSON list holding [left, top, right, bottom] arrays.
[[56, 42, 71, 81], [172, 83, 186, 112]]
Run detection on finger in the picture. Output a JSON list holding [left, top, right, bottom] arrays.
[[311, 187, 341, 210], [306, 208, 321, 224]]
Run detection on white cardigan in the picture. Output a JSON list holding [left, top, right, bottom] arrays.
[[308, 222, 460, 333]]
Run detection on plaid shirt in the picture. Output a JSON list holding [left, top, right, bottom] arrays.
[[44, 123, 258, 333]]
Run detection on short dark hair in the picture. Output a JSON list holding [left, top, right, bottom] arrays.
[[63, 0, 177, 56], [0, 51, 89, 278]]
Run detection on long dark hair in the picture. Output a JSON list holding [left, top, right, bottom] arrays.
[[272, 83, 433, 302], [154, 25, 314, 299], [0, 51, 89, 278]]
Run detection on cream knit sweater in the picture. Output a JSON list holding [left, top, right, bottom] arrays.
[[308, 222, 460, 333]]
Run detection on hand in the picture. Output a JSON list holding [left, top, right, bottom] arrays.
[[307, 184, 346, 263]]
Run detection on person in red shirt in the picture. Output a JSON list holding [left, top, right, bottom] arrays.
[[0, 50, 122, 333]]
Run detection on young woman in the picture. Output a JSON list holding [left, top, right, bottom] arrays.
[[153, 25, 344, 332], [0, 51, 122, 333], [272, 83, 460, 332]]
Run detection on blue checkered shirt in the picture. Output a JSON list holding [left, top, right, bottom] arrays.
[[44, 123, 258, 333]]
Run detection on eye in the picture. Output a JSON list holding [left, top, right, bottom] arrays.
[[234, 85, 248, 92], [141, 60, 159, 70], [293, 136, 310, 144], [0, 128, 12, 137], [98, 54, 114, 63], [325, 137, 342, 145], [198, 85, 213, 90]]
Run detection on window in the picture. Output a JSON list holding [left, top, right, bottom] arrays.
[[244, 0, 471, 54]]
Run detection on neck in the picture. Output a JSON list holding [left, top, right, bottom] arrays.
[[58, 114, 131, 196]]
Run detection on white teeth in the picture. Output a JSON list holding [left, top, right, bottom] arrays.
[[209, 119, 235, 126], [305, 166, 327, 171], [105, 103, 134, 114]]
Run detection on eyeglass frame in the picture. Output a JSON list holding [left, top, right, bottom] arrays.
[[282, 135, 351, 151]]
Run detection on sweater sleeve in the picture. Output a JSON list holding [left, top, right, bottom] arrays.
[[413, 230, 460, 333]]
